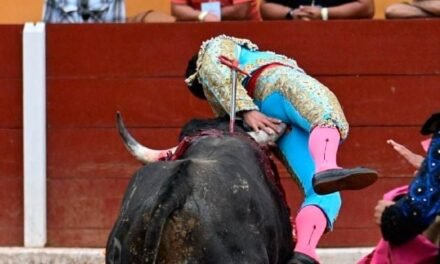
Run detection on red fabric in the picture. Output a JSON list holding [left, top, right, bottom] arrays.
[[158, 130, 224, 161], [357, 185, 439, 264], [358, 236, 438, 264], [246, 63, 285, 97]]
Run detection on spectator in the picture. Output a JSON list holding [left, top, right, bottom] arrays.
[[171, 0, 261, 22], [385, 0, 440, 19], [43, 0, 125, 23], [358, 138, 439, 263], [260, 0, 374, 20]]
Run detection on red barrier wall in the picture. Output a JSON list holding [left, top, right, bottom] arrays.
[[1, 20, 439, 247], [0, 25, 23, 246]]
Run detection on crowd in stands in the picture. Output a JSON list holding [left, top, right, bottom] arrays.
[[42, 0, 439, 23]]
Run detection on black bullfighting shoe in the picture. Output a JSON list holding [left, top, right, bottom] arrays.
[[287, 252, 319, 264], [313, 167, 378, 195]]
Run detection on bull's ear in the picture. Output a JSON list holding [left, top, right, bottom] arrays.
[[421, 112, 440, 135]]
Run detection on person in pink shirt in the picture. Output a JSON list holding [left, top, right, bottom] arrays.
[[171, 0, 261, 21]]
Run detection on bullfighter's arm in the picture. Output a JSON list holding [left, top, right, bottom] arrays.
[[198, 38, 258, 116]]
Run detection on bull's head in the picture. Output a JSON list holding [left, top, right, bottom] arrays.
[[116, 112, 286, 164]]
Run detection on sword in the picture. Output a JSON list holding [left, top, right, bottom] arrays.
[[230, 69, 237, 133], [218, 55, 250, 133]]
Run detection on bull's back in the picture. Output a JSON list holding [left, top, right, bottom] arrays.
[[106, 135, 293, 264]]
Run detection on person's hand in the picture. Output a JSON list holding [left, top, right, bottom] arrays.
[[203, 13, 221, 22], [298, 6, 322, 20], [291, 8, 310, 20], [386, 139, 424, 169], [242, 110, 283, 135], [374, 200, 395, 225]]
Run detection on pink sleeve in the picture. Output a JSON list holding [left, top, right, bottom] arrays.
[[383, 185, 409, 201], [421, 138, 431, 153]]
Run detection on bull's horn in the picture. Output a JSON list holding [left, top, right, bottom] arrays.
[[116, 112, 176, 164], [247, 123, 287, 145]]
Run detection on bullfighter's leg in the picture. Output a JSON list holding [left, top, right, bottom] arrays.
[[292, 206, 327, 263], [274, 121, 341, 263], [309, 126, 378, 194], [254, 66, 377, 195], [309, 127, 341, 172]]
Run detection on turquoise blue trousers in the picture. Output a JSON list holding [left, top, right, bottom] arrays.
[[254, 85, 342, 228]]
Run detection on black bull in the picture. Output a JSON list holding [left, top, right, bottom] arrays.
[[106, 118, 294, 264]]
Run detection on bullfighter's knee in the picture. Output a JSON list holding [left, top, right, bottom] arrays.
[[303, 191, 342, 228]]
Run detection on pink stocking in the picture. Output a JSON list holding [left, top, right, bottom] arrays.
[[309, 126, 341, 173], [294, 205, 327, 261]]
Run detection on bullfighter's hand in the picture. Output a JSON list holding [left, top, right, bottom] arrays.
[[374, 200, 395, 225], [386, 139, 424, 169], [242, 110, 283, 135]]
